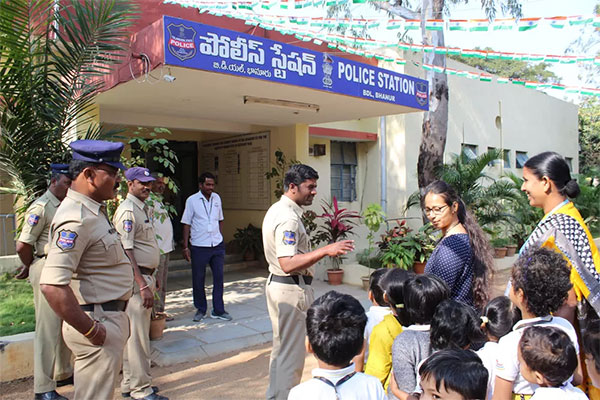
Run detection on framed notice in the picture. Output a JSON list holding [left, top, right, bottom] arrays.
[[200, 132, 270, 210]]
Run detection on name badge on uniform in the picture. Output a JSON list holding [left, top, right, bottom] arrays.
[[27, 214, 40, 226], [283, 231, 296, 245], [123, 220, 133, 233], [56, 230, 77, 251]]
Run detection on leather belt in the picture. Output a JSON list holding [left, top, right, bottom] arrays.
[[80, 300, 127, 312], [139, 266, 154, 275], [270, 274, 313, 285]]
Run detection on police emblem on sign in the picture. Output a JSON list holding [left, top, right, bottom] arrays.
[[56, 230, 77, 251], [123, 220, 133, 233], [283, 231, 296, 245], [415, 81, 428, 107], [167, 23, 197, 61], [27, 214, 40, 226]]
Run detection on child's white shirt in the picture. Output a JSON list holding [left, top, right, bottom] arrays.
[[288, 363, 388, 400], [530, 382, 589, 400], [495, 316, 579, 395], [364, 306, 392, 362], [476, 341, 499, 400]]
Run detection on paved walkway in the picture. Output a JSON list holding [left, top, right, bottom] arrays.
[[153, 255, 514, 367], [152, 266, 373, 367]]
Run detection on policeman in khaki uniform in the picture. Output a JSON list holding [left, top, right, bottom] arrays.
[[16, 163, 73, 400], [114, 167, 166, 400], [40, 140, 133, 400], [262, 164, 355, 400]]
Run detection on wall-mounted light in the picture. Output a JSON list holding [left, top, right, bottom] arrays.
[[243, 96, 320, 113]]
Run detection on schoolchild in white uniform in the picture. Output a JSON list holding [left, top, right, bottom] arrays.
[[518, 326, 588, 400], [492, 248, 582, 400], [288, 291, 387, 400], [477, 296, 521, 399]]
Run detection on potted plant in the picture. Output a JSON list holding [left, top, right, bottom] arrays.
[[360, 203, 386, 289], [150, 292, 167, 341], [357, 249, 383, 290], [378, 220, 414, 270], [232, 224, 263, 261], [491, 237, 510, 258], [505, 240, 518, 257], [314, 197, 361, 285], [411, 223, 438, 273]]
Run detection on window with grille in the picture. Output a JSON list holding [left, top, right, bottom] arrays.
[[330, 141, 357, 202]]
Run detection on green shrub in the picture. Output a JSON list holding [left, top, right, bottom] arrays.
[[0, 273, 35, 336]]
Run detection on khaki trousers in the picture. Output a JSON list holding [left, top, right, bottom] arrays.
[[30, 257, 73, 393], [155, 253, 170, 313], [62, 307, 129, 400], [265, 276, 314, 400], [121, 274, 155, 399]]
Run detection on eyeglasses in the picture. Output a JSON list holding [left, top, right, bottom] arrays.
[[94, 165, 119, 177], [424, 205, 449, 216]]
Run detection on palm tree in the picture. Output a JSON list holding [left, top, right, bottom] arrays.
[[0, 0, 137, 222], [436, 149, 520, 227]]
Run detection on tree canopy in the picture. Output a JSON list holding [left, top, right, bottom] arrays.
[[449, 48, 560, 83], [578, 97, 600, 175]]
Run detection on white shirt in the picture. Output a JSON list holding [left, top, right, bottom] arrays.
[[476, 341, 499, 400], [181, 191, 224, 247], [530, 383, 588, 400], [364, 306, 392, 362], [495, 316, 579, 395], [288, 363, 387, 400], [150, 198, 174, 254]]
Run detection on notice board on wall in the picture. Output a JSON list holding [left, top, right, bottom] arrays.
[[200, 132, 270, 210]]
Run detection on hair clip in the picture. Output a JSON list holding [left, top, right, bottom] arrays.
[[480, 316, 489, 324], [396, 304, 404, 309]]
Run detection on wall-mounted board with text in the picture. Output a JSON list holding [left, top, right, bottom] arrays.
[[200, 132, 270, 210]]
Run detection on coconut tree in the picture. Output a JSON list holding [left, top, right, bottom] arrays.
[[0, 0, 137, 221]]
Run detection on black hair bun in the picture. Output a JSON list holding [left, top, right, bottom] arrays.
[[564, 179, 580, 198]]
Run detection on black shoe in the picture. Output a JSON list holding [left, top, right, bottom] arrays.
[[139, 393, 168, 400], [34, 391, 68, 400], [121, 386, 159, 398], [56, 376, 74, 387]]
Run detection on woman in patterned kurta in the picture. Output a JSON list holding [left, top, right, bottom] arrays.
[[518, 151, 600, 399], [422, 180, 494, 310]]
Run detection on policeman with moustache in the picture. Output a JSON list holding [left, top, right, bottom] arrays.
[[40, 140, 134, 400], [16, 163, 73, 400], [114, 167, 166, 400]]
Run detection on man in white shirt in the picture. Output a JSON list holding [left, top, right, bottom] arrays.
[[150, 174, 174, 317], [181, 172, 231, 322]]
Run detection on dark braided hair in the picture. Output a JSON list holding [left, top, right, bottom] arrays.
[[423, 180, 494, 310]]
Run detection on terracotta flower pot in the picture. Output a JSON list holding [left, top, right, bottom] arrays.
[[150, 312, 167, 341], [361, 275, 370, 291], [505, 245, 518, 257], [493, 247, 508, 258], [413, 261, 426, 274], [327, 269, 344, 285]]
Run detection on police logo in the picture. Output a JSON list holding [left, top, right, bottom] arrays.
[[167, 23, 197, 61], [123, 220, 133, 233], [415, 81, 428, 106], [27, 214, 40, 226], [56, 230, 77, 251], [283, 231, 296, 245]]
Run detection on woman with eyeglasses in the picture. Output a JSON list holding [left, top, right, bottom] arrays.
[[421, 180, 494, 310], [517, 152, 600, 321]]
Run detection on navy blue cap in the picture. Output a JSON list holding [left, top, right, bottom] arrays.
[[125, 167, 155, 182], [69, 140, 126, 170], [50, 163, 70, 175]]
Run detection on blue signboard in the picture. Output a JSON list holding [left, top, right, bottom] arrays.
[[163, 16, 429, 110]]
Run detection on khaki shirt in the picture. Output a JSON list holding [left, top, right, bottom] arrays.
[[40, 189, 133, 304], [18, 190, 60, 256], [262, 195, 311, 276], [113, 193, 160, 269]]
